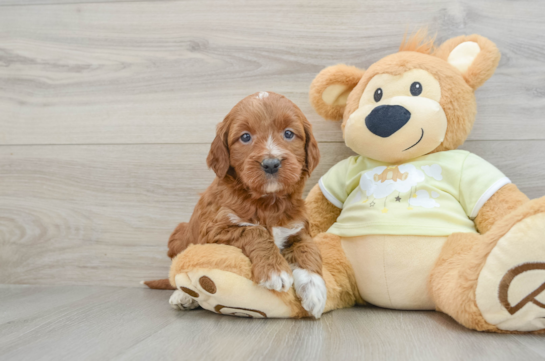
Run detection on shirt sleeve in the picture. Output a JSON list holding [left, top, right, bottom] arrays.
[[459, 153, 511, 219], [318, 157, 352, 209]]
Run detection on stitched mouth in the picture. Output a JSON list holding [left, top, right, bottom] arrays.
[[403, 128, 424, 152]]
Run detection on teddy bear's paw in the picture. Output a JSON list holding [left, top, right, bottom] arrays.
[[173, 269, 293, 318], [259, 271, 294, 292], [169, 289, 200, 311], [476, 212, 545, 332], [292, 267, 327, 318]]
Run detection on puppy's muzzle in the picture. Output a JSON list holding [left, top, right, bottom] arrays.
[[261, 158, 281, 175]]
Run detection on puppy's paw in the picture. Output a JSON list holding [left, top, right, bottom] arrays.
[[293, 268, 327, 318], [259, 271, 294, 292], [169, 290, 200, 311]]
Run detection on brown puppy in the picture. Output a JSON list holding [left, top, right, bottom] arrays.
[[165, 91, 326, 317]]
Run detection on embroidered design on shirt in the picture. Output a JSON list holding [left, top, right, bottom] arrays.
[[409, 190, 440, 208], [421, 164, 443, 180], [346, 163, 445, 210], [373, 166, 409, 182], [360, 164, 425, 199]]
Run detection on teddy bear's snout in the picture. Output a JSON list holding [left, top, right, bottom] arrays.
[[365, 105, 411, 138]]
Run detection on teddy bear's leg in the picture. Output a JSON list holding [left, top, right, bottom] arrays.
[[169, 243, 297, 318], [430, 197, 545, 333], [168, 233, 360, 318]]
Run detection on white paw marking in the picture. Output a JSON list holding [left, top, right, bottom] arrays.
[[256, 91, 269, 99], [169, 290, 199, 311], [272, 222, 304, 250], [259, 271, 293, 292], [292, 267, 327, 318]]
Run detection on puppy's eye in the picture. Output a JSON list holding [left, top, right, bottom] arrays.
[[283, 130, 295, 140], [410, 82, 422, 96], [240, 133, 252, 143], [374, 88, 383, 102]]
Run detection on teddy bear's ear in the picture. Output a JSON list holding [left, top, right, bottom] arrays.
[[309, 64, 365, 121], [434, 35, 501, 90]]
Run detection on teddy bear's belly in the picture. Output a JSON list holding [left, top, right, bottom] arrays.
[[341, 234, 448, 310]]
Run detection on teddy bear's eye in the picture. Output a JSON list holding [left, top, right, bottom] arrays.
[[410, 82, 423, 96], [374, 88, 383, 102]]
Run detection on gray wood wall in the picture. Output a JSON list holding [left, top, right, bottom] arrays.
[[1, 0, 544, 286]]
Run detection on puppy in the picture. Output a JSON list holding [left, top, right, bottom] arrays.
[[166, 91, 326, 317]]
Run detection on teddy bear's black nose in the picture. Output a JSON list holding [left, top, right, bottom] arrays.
[[365, 105, 411, 138]]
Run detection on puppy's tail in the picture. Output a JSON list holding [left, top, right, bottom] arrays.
[[141, 278, 176, 290]]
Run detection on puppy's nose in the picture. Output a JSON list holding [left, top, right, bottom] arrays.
[[261, 158, 281, 174], [365, 105, 411, 138]]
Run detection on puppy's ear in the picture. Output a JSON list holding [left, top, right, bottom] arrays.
[[302, 117, 320, 176], [309, 64, 365, 121], [207, 120, 230, 179], [434, 35, 500, 90]]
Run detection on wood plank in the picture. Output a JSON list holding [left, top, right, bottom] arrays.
[[0, 284, 117, 325], [0, 144, 211, 286], [0, 287, 182, 360], [515, 336, 545, 359], [114, 306, 545, 361], [1, 0, 544, 145], [0, 0, 147, 5], [0, 285, 543, 361], [0, 140, 543, 286]]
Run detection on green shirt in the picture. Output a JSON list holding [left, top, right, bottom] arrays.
[[319, 150, 510, 237]]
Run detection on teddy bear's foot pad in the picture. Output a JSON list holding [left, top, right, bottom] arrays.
[[172, 269, 293, 318], [476, 213, 545, 332]]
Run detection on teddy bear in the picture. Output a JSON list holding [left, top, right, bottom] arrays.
[[168, 31, 545, 333]]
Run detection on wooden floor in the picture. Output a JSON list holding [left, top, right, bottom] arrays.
[[1, 0, 545, 359], [0, 285, 543, 361]]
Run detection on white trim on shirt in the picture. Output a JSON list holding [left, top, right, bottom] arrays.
[[319, 177, 343, 209], [470, 177, 511, 219]]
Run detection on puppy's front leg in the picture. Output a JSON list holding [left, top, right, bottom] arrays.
[[233, 228, 294, 292], [203, 210, 293, 292], [282, 229, 327, 318]]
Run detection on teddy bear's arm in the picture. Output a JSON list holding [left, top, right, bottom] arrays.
[[306, 184, 342, 238], [474, 183, 529, 234]]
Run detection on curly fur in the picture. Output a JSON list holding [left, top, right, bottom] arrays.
[[147, 92, 322, 290]]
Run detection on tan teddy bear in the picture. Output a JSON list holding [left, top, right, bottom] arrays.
[[168, 31, 545, 333]]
